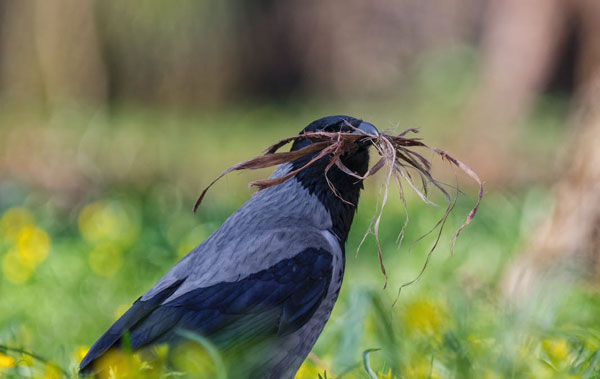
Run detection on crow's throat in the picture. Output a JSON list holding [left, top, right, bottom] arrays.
[[290, 148, 370, 243]]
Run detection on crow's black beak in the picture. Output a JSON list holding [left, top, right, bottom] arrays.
[[353, 121, 379, 137]]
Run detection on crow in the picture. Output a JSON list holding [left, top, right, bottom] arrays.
[[80, 115, 379, 378]]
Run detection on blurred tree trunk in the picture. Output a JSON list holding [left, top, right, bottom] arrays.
[[95, 1, 238, 107], [232, 0, 306, 97], [0, 0, 107, 108], [460, 0, 568, 185], [0, 1, 45, 106], [289, 0, 483, 97], [474, 0, 600, 299], [33, 0, 107, 107], [504, 76, 600, 299]]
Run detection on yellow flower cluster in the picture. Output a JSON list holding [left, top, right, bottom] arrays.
[[78, 200, 139, 277], [377, 369, 394, 379], [92, 344, 170, 378], [295, 360, 323, 379], [0, 350, 49, 375], [541, 338, 570, 364], [41, 362, 63, 379], [404, 359, 435, 379], [94, 350, 148, 379], [0, 208, 51, 284], [0, 353, 16, 369], [403, 298, 445, 336]]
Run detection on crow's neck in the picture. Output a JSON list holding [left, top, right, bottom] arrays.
[[290, 151, 368, 243]]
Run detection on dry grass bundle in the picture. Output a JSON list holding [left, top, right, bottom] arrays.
[[194, 128, 483, 289]]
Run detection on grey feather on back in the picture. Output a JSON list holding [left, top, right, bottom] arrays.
[[142, 164, 337, 302]]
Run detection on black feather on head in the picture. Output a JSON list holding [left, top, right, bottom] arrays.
[[290, 115, 374, 242], [291, 115, 362, 151]]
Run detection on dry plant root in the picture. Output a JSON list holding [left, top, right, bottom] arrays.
[[193, 129, 483, 290]]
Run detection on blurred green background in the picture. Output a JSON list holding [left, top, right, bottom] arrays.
[[1, 1, 599, 378]]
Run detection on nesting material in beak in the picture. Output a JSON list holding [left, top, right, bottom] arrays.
[[193, 127, 483, 289]]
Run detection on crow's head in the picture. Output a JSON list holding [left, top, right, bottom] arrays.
[[298, 115, 379, 136], [291, 115, 379, 178], [289, 115, 379, 241]]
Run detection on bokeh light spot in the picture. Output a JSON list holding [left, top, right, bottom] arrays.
[[0, 207, 34, 242], [16, 225, 50, 266], [2, 250, 34, 284], [78, 201, 139, 246]]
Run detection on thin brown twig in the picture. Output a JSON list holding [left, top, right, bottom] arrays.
[[193, 128, 483, 290]]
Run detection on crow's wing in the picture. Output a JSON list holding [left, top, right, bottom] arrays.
[[79, 247, 333, 373]]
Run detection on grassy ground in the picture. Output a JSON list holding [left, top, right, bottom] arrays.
[[0, 87, 597, 377]]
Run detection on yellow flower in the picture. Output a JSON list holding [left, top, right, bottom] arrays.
[[404, 358, 439, 379], [0, 207, 34, 241], [404, 299, 444, 335], [18, 353, 34, 367], [89, 243, 123, 277], [17, 225, 50, 266], [377, 369, 393, 379], [2, 249, 34, 284], [95, 349, 145, 379], [0, 353, 16, 369], [151, 344, 169, 361], [295, 360, 322, 379], [73, 346, 89, 363], [40, 363, 63, 379], [542, 338, 569, 363], [78, 201, 139, 246]]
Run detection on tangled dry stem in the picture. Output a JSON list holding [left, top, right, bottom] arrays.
[[193, 129, 483, 291]]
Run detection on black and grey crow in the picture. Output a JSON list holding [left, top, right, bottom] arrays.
[[80, 115, 380, 378]]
